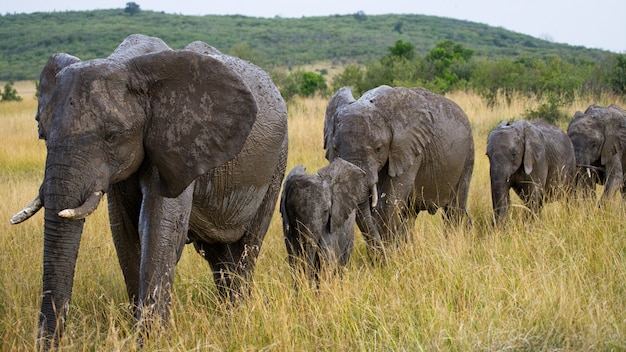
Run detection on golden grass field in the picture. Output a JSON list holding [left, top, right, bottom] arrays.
[[1, 81, 626, 351]]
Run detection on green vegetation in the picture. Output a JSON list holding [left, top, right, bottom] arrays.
[[274, 70, 328, 101], [2, 9, 624, 104], [1, 82, 21, 101], [0, 9, 617, 82], [334, 39, 623, 99], [523, 94, 570, 124]]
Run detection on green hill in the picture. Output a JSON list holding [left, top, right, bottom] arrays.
[[0, 9, 613, 81]]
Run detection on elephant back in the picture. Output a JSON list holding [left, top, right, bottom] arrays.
[[108, 34, 171, 62]]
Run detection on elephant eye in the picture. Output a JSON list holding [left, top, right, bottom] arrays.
[[105, 130, 119, 143]]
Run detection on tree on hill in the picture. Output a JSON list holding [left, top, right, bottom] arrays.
[[125, 2, 140, 16], [387, 40, 414, 60]]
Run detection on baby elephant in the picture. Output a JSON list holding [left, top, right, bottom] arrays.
[[487, 119, 576, 226], [280, 158, 368, 285]]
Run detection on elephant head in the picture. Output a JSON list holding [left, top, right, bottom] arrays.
[[280, 158, 367, 284], [324, 86, 430, 201], [567, 104, 626, 201], [486, 120, 547, 224], [11, 35, 258, 344], [323, 85, 475, 251]]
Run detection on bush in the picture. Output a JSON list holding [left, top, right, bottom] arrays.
[[1, 82, 22, 102], [523, 94, 569, 125], [275, 70, 328, 101]]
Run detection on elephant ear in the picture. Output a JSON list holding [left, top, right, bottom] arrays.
[[280, 165, 308, 239], [319, 158, 367, 232], [523, 122, 545, 175], [36, 53, 82, 139], [383, 88, 432, 178], [324, 87, 355, 161], [600, 109, 626, 165], [129, 50, 258, 198]]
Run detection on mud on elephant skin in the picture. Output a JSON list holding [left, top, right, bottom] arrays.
[[10, 34, 288, 348], [280, 158, 368, 286], [324, 85, 474, 254], [486, 119, 576, 226], [567, 104, 626, 204]]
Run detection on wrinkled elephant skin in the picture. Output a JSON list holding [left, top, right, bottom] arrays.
[[10, 34, 288, 348]]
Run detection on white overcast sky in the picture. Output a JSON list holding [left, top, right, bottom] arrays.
[[3, 0, 625, 53]]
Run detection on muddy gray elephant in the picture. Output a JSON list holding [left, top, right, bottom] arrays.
[[567, 104, 626, 204], [10, 34, 288, 347], [280, 158, 368, 285], [487, 119, 576, 225], [324, 86, 474, 254]]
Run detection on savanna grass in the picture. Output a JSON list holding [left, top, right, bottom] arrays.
[[1, 82, 626, 351]]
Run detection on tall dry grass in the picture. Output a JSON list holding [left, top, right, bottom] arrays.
[[1, 83, 626, 351]]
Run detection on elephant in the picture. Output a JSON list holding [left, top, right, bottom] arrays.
[[567, 104, 626, 203], [9, 34, 288, 347], [324, 85, 474, 255], [486, 119, 576, 226], [280, 158, 368, 286]]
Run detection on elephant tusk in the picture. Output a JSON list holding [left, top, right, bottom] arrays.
[[10, 196, 43, 224], [586, 168, 592, 178], [58, 191, 104, 220], [371, 184, 378, 208]]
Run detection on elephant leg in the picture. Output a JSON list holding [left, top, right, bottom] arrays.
[[393, 203, 416, 245], [600, 156, 624, 204], [444, 154, 473, 228], [442, 186, 472, 229], [196, 239, 261, 301], [201, 151, 285, 301], [137, 170, 193, 329], [525, 182, 544, 215], [514, 182, 541, 220], [108, 174, 142, 311], [356, 203, 385, 261]]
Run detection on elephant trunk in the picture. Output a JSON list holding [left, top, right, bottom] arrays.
[[490, 176, 510, 226], [574, 163, 600, 198], [356, 202, 384, 261], [38, 206, 84, 348], [36, 156, 102, 348]]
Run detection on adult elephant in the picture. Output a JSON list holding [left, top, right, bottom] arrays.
[[567, 104, 626, 203], [10, 34, 288, 347], [324, 86, 474, 254], [487, 119, 576, 226], [280, 158, 368, 286]]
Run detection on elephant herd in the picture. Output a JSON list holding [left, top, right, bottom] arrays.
[[9, 34, 626, 348]]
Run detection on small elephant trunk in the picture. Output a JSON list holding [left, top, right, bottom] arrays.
[[356, 202, 385, 261], [490, 177, 510, 226]]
